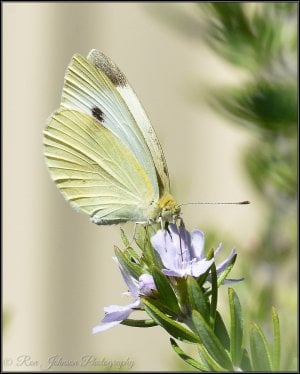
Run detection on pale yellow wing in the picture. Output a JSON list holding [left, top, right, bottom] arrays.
[[87, 50, 170, 193], [61, 53, 163, 200], [43, 109, 157, 224]]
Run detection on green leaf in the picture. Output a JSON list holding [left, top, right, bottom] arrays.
[[152, 267, 180, 314], [209, 262, 218, 327], [240, 349, 253, 371], [114, 246, 141, 280], [197, 347, 214, 371], [134, 225, 154, 255], [142, 297, 200, 344], [204, 254, 238, 298], [145, 297, 179, 317], [214, 311, 230, 351], [121, 318, 157, 328], [134, 224, 148, 250], [217, 254, 237, 287], [228, 287, 243, 366], [135, 224, 157, 250], [170, 338, 209, 371], [198, 344, 230, 372], [136, 226, 163, 269], [123, 241, 142, 266], [271, 307, 281, 371], [119, 228, 142, 265], [249, 322, 273, 371], [197, 266, 212, 288], [187, 276, 210, 323], [192, 310, 233, 370], [120, 228, 130, 247]]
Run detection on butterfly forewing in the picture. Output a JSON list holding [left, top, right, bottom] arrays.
[[61, 53, 161, 199], [87, 49, 170, 193]]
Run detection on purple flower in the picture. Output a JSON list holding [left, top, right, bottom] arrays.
[[92, 260, 156, 334], [93, 224, 240, 334], [151, 223, 214, 278], [151, 223, 238, 281]]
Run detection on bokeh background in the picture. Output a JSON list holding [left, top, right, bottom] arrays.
[[3, 2, 297, 371]]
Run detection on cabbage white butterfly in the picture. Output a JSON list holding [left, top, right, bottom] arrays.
[[43, 50, 180, 225]]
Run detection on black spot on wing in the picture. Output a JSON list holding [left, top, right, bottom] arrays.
[[89, 50, 127, 87], [92, 107, 105, 123]]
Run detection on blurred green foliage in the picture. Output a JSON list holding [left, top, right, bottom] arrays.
[[3, 307, 13, 336], [200, 3, 296, 72], [147, 2, 297, 371], [211, 81, 297, 133]]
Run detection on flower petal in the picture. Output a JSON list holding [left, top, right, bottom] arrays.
[[216, 248, 236, 274], [178, 224, 192, 262], [139, 273, 156, 295], [113, 257, 139, 298], [92, 299, 140, 334], [92, 309, 132, 334], [162, 269, 186, 277], [103, 300, 139, 315], [191, 230, 205, 259], [214, 243, 223, 257], [151, 223, 196, 272], [151, 226, 179, 271], [190, 258, 214, 277], [102, 307, 133, 323], [92, 320, 123, 333], [221, 278, 244, 284]]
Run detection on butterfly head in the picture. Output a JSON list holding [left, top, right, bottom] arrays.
[[157, 193, 181, 222]]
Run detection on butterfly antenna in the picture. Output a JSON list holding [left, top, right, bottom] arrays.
[[179, 200, 250, 207]]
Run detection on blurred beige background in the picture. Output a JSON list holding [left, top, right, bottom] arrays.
[[3, 3, 263, 371]]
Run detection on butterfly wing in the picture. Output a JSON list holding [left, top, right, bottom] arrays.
[[61, 51, 170, 197], [44, 109, 157, 224], [87, 50, 170, 193], [60, 52, 164, 202]]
